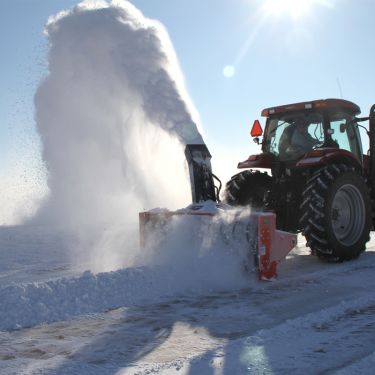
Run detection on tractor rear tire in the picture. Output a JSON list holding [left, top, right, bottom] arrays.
[[300, 164, 371, 261], [224, 170, 272, 209]]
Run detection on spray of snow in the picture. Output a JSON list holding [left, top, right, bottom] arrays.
[[32, 0, 206, 271], [139, 206, 255, 278], [30, 0, 251, 297], [0, 147, 47, 226], [0, 171, 44, 226]]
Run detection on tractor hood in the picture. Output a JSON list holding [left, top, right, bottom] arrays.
[[238, 152, 275, 169]]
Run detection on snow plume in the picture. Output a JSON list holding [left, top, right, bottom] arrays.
[[33, 0, 203, 271]]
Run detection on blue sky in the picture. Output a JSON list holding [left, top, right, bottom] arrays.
[[1, 0, 375, 178]]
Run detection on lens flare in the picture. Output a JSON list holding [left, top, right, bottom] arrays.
[[223, 65, 236, 78]]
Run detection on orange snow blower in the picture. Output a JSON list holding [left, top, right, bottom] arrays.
[[139, 144, 296, 280]]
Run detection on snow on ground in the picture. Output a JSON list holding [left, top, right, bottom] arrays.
[[0, 212, 253, 332], [1, 226, 375, 374]]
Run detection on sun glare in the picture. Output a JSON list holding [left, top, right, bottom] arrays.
[[223, 65, 236, 78], [223, 0, 334, 80], [263, 0, 313, 19]]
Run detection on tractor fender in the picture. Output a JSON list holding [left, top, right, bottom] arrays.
[[237, 152, 275, 169], [296, 148, 362, 171]]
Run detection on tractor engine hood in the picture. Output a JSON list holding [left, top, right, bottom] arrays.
[[238, 152, 275, 169]]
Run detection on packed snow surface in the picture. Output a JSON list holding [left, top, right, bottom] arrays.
[[1, 227, 375, 374]]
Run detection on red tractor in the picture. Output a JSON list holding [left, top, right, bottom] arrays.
[[225, 99, 375, 262]]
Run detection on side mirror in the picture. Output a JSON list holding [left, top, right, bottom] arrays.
[[253, 137, 260, 144], [250, 120, 263, 137], [339, 123, 347, 133]]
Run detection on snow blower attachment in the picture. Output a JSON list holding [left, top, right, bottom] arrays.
[[139, 144, 297, 280]]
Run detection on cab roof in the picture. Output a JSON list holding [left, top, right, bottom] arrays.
[[261, 99, 361, 117]]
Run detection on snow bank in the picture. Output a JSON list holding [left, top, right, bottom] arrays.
[[0, 263, 249, 332], [0, 209, 254, 331], [32, 0, 204, 271]]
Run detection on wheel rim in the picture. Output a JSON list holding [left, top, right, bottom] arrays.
[[331, 184, 365, 246]]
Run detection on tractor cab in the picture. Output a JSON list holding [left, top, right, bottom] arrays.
[[242, 99, 363, 169]]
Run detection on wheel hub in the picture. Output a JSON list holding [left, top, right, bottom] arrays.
[[331, 207, 339, 221], [331, 184, 365, 246]]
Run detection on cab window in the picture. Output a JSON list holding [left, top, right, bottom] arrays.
[[264, 112, 324, 161], [329, 112, 363, 160]]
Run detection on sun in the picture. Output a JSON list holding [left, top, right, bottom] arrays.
[[262, 0, 313, 19], [223, 0, 334, 79]]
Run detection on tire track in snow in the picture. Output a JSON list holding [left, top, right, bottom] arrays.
[[183, 295, 375, 375]]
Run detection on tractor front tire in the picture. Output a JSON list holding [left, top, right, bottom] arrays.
[[224, 170, 272, 209], [300, 164, 371, 261]]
